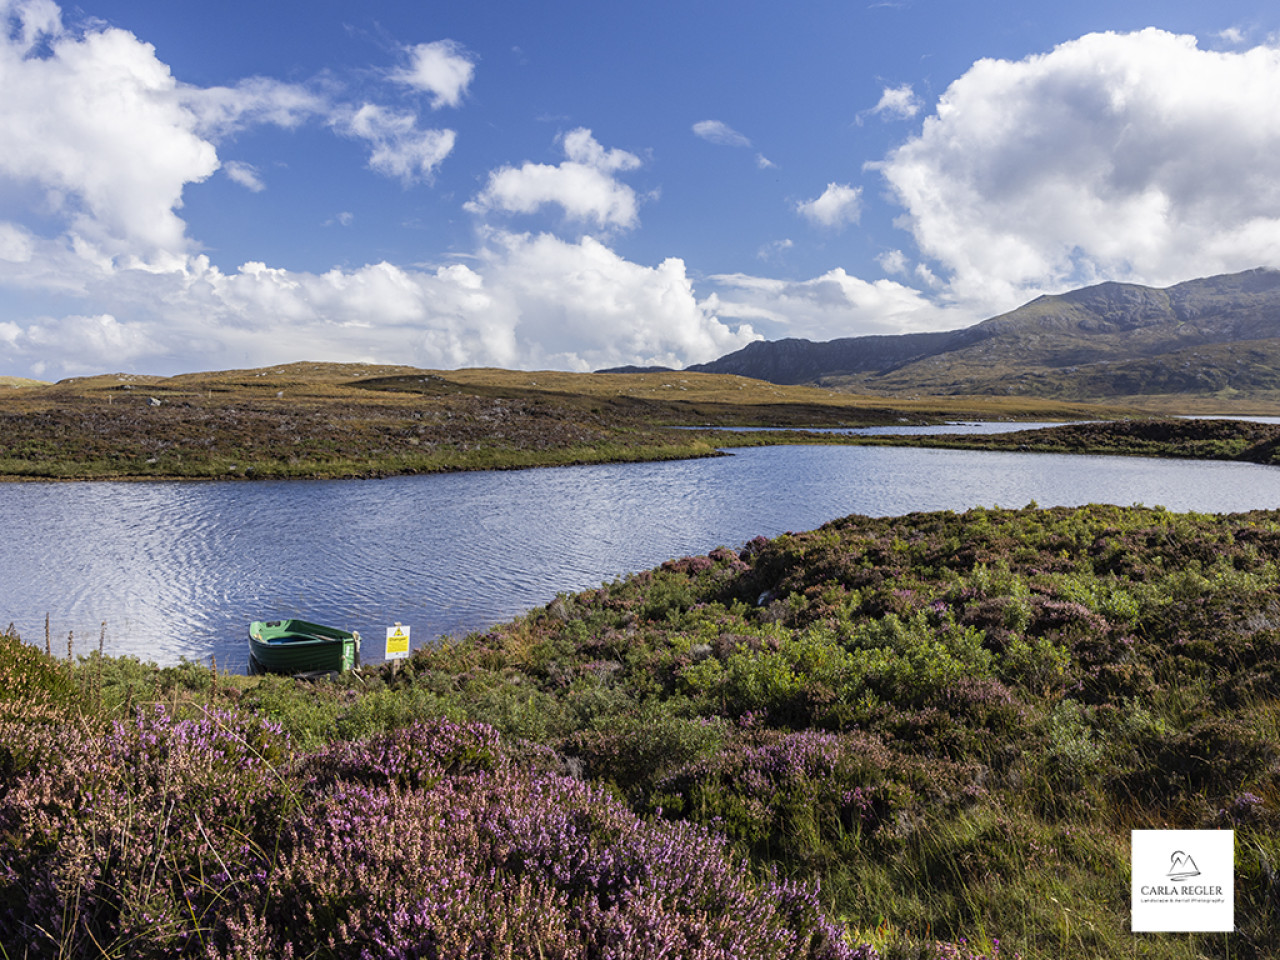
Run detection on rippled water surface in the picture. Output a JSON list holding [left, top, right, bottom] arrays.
[[5, 443, 1280, 669]]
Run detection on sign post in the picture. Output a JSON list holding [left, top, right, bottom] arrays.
[[385, 623, 411, 675]]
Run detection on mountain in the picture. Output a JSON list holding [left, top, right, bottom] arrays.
[[688, 268, 1280, 402]]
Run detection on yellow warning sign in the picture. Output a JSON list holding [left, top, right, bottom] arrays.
[[385, 623, 411, 660]]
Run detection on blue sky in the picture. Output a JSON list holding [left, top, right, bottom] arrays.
[[2, 0, 1280, 378]]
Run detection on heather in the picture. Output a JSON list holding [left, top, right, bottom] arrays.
[[374, 504, 1280, 958], [10, 503, 1280, 958], [0, 688, 864, 958]]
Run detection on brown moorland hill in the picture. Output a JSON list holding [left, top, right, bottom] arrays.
[[0, 362, 1126, 481]]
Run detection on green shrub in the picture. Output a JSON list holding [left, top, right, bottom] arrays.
[[569, 707, 727, 798], [0, 625, 77, 719]]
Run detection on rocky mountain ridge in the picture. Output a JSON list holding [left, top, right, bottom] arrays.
[[682, 268, 1280, 401]]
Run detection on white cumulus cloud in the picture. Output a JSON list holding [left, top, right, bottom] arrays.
[[0, 234, 761, 376], [0, 1, 219, 263], [334, 104, 457, 184], [0, 0, 465, 281], [466, 129, 643, 229], [480, 231, 758, 369], [19, 312, 158, 373], [0, 0, 460, 266], [705, 268, 970, 341], [872, 83, 923, 119], [796, 183, 862, 230], [394, 40, 476, 109], [877, 28, 1280, 310]]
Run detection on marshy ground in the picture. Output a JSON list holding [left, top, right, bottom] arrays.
[[0, 361, 1126, 480]]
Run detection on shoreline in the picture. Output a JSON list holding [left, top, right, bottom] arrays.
[[0, 361, 1138, 482], [6, 415, 1279, 483]]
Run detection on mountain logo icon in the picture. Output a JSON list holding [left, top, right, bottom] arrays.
[[1167, 850, 1201, 882]]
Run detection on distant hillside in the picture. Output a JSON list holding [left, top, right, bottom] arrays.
[[689, 268, 1280, 404]]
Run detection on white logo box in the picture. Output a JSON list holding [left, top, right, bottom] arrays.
[[1131, 830, 1234, 933]]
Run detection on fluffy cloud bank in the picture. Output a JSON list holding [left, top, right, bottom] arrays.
[[705, 269, 966, 341], [0, 1, 218, 263], [878, 28, 1280, 309], [1, 233, 760, 376], [7, 7, 1280, 380], [0, 0, 456, 262], [0, 2, 756, 377]]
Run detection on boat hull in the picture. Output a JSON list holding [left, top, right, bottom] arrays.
[[247, 619, 360, 675]]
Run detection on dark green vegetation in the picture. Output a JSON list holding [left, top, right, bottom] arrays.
[[860, 417, 1280, 465], [8, 504, 1280, 958], [692, 268, 1280, 410], [0, 362, 1114, 481]]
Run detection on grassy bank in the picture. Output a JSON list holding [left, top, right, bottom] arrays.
[[6, 504, 1280, 957], [0, 362, 1124, 481], [854, 417, 1280, 465]]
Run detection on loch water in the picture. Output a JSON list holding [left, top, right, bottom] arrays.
[[4, 439, 1280, 670]]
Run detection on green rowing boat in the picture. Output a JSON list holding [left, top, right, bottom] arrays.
[[247, 619, 361, 675]]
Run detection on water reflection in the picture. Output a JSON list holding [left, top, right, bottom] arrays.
[[5, 444, 1280, 670]]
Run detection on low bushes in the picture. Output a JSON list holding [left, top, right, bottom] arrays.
[[12, 502, 1280, 958], [0, 710, 867, 959]]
